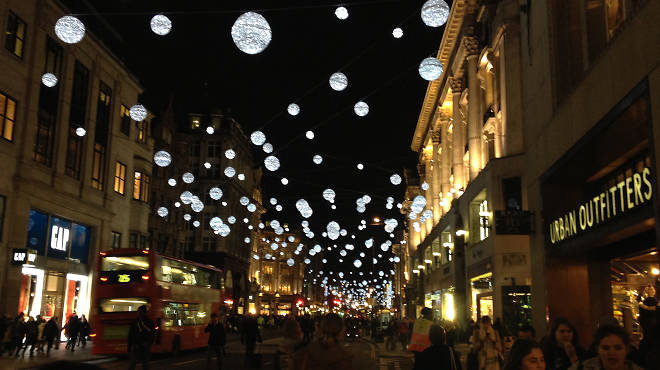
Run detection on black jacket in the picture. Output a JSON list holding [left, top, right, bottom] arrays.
[[413, 344, 462, 370], [240, 318, 262, 346], [44, 320, 59, 340], [205, 322, 226, 346], [64, 316, 80, 337], [128, 316, 155, 351]]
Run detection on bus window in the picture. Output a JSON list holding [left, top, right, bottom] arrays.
[[161, 258, 217, 288], [99, 297, 148, 313], [163, 302, 206, 327], [101, 256, 149, 271]]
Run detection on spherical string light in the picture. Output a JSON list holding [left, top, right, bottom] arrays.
[[150, 14, 172, 36], [251, 131, 266, 146], [264, 156, 280, 171], [55, 16, 85, 44], [392, 27, 403, 39], [335, 6, 349, 20], [157, 207, 169, 217], [421, 0, 450, 27], [154, 150, 172, 167], [231, 12, 272, 55], [306, 131, 314, 140], [75, 127, 86, 137], [329, 72, 348, 91], [41, 73, 58, 87], [287, 103, 300, 116], [129, 104, 147, 122], [419, 57, 444, 81], [354, 101, 369, 117]]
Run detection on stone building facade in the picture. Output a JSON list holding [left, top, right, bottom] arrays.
[[0, 0, 153, 321]]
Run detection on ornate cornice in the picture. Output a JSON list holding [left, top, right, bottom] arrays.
[[462, 36, 480, 56], [448, 76, 465, 93]]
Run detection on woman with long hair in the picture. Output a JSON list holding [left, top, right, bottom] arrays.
[[295, 313, 353, 370], [541, 318, 585, 370], [504, 339, 546, 370], [568, 324, 643, 370]]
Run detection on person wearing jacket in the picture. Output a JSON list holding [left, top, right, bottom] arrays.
[[240, 316, 263, 368], [44, 317, 60, 355], [78, 315, 90, 348], [568, 324, 643, 370], [63, 314, 80, 352], [205, 313, 226, 370], [277, 318, 304, 370], [409, 308, 434, 362], [21, 316, 39, 357], [413, 325, 462, 370], [12, 313, 26, 357], [295, 313, 353, 370], [127, 305, 155, 370], [472, 316, 503, 370], [36, 315, 46, 353], [541, 318, 585, 370], [503, 339, 546, 370]]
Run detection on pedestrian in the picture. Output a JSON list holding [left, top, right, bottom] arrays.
[[205, 313, 226, 370], [78, 315, 90, 348], [277, 318, 304, 370], [0, 314, 12, 356], [295, 313, 353, 370], [517, 325, 536, 341], [22, 316, 39, 356], [503, 339, 546, 370], [12, 313, 26, 357], [240, 315, 263, 368], [36, 315, 46, 353], [471, 316, 503, 370], [44, 317, 60, 356], [398, 317, 411, 350], [413, 324, 461, 370], [409, 308, 434, 363], [568, 324, 642, 370], [385, 319, 397, 351], [127, 305, 155, 370], [63, 313, 80, 352], [540, 318, 585, 370]]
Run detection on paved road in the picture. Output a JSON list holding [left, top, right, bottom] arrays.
[[94, 337, 412, 370]]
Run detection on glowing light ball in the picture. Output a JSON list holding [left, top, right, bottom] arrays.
[[180, 191, 193, 204], [174, 202, 181, 208], [419, 57, 444, 81], [168, 178, 176, 187], [228, 216, 236, 224], [183, 213, 191, 221], [392, 27, 403, 38], [240, 196, 250, 206], [270, 198, 278, 205], [224, 167, 236, 177], [390, 174, 402, 185], [353, 259, 362, 268], [306, 131, 314, 140], [42, 73, 58, 87], [287, 103, 300, 116], [193, 221, 200, 228], [209, 187, 223, 200], [238, 174, 245, 181], [210, 217, 223, 230], [245, 237, 251, 244], [281, 177, 289, 185], [421, 0, 450, 27], [203, 162, 211, 169], [191, 199, 204, 213], [157, 207, 168, 217], [296, 199, 313, 218], [225, 149, 236, 159], [182, 172, 195, 184], [231, 12, 271, 55], [323, 189, 336, 203], [357, 163, 364, 170], [411, 195, 427, 213], [329, 72, 348, 91], [250, 131, 266, 146], [354, 101, 369, 117], [304, 258, 311, 264], [263, 143, 273, 153], [326, 221, 340, 240], [55, 16, 85, 44], [276, 205, 283, 211], [129, 104, 148, 122], [150, 14, 172, 36], [421, 182, 429, 190], [264, 156, 280, 171], [75, 127, 86, 137], [335, 6, 349, 20], [287, 258, 295, 267], [247, 204, 257, 212], [206, 126, 214, 134], [313, 155, 323, 164], [422, 209, 433, 219], [154, 150, 172, 167], [218, 224, 230, 237]]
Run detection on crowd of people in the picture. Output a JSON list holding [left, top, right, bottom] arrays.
[[0, 312, 90, 358]]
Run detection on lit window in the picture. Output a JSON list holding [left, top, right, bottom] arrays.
[[0, 92, 16, 141], [114, 162, 126, 195], [137, 121, 147, 143], [190, 116, 201, 129], [479, 200, 490, 241], [120, 105, 131, 136], [133, 171, 150, 202], [5, 12, 26, 58]]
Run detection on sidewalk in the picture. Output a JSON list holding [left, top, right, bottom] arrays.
[[0, 344, 113, 370]]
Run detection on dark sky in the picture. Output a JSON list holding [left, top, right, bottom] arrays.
[[64, 0, 446, 286]]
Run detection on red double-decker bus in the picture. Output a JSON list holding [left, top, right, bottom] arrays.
[[91, 249, 225, 355]]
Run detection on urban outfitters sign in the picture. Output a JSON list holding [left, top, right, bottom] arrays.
[[548, 167, 653, 245]]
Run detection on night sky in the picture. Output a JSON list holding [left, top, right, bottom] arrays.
[[63, 0, 447, 289]]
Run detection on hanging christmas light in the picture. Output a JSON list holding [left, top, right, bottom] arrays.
[[154, 150, 172, 167], [335, 6, 349, 20], [392, 27, 403, 38], [129, 104, 147, 122], [354, 101, 369, 117], [287, 103, 300, 116], [421, 0, 450, 27], [419, 57, 444, 81], [41, 73, 58, 87], [231, 12, 272, 55], [55, 16, 85, 44], [329, 72, 348, 91], [150, 14, 172, 36]]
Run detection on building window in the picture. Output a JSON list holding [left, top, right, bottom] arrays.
[[139, 235, 147, 249], [190, 116, 201, 130], [120, 105, 131, 136], [129, 232, 138, 248], [65, 61, 90, 179], [0, 91, 16, 141], [202, 237, 214, 252], [137, 121, 147, 143], [34, 37, 63, 166], [133, 171, 150, 202], [479, 200, 490, 241], [111, 231, 121, 249], [5, 12, 26, 58], [0, 195, 5, 241], [207, 141, 221, 157], [113, 162, 126, 195], [91, 143, 105, 190]]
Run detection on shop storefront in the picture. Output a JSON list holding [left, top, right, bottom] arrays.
[[15, 209, 92, 329], [470, 273, 494, 321], [540, 84, 659, 346]]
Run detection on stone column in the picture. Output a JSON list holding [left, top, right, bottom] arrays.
[[431, 129, 442, 223], [439, 112, 452, 210], [464, 36, 482, 181], [424, 158, 433, 234], [449, 76, 466, 192]]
